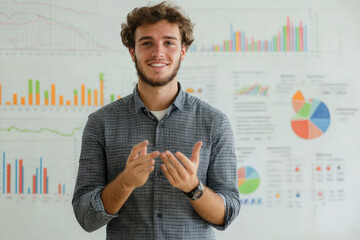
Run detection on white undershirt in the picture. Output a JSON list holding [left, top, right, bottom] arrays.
[[150, 108, 169, 121]]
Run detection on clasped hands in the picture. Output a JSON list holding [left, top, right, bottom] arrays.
[[121, 140, 203, 193]]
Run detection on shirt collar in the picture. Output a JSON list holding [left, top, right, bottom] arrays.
[[133, 85, 146, 111], [133, 82, 185, 112]]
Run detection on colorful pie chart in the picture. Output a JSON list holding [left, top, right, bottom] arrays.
[[291, 91, 330, 139], [238, 166, 260, 194]]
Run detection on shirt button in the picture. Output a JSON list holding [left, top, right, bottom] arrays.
[[157, 213, 163, 218], [156, 171, 162, 177]]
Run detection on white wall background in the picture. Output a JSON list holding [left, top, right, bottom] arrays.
[[0, 0, 359, 239]]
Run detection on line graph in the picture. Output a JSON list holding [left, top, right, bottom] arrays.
[[0, 126, 82, 137], [0, 11, 108, 51], [12, 0, 97, 15]]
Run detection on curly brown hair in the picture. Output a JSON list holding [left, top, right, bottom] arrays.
[[120, 1, 194, 50]]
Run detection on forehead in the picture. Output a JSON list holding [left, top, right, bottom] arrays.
[[134, 20, 181, 41]]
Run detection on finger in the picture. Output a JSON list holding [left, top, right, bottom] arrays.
[[132, 151, 159, 175], [160, 152, 181, 181], [135, 151, 160, 165], [165, 151, 188, 178], [191, 141, 203, 164], [136, 159, 155, 174], [139, 144, 147, 157], [160, 152, 172, 167], [128, 140, 149, 160], [174, 151, 195, 174], [161, 163, 175, 185]]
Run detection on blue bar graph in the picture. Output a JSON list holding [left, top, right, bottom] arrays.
[[1, 152, 66, 197]]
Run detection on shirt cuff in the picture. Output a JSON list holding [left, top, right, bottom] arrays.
[[217, 193, 227, 212], [91, 186, 119, 218]]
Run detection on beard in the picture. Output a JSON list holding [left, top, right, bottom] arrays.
[[134, 55, 181, 87]]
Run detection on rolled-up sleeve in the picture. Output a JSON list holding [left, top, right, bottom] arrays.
[[207, 115, 241, 230], [72, 114, 118, 232]]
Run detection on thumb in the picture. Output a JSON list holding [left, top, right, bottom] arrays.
[[191, 141, 203, 164]]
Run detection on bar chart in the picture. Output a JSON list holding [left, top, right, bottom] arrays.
[[1, 152, 66, 195], [0, 73, 121, 107], [190, 16, 308, 53]]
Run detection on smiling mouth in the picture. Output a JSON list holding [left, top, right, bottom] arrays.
[[149, 63, 168, 67]]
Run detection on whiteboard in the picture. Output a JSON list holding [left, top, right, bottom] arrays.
[[0, 0, 359, 239]]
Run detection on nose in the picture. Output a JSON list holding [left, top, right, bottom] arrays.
[[151, 43, 164, 58]]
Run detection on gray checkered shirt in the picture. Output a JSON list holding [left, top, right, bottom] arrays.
[[72, 84, 240, 239]]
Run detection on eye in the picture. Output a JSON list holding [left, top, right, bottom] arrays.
[[165, 41, 175, 45], [141, 41, 151, 46]]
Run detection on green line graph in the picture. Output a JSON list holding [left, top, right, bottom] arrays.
[[0, 126, 82, 137]]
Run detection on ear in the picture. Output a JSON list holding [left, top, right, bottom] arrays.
[[180, 45, 187, 61], [129, 47, 136, 62]]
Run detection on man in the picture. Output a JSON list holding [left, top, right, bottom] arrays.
[[72, 2, 240, 239]]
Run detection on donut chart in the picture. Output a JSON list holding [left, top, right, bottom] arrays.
[[238, 166, 260, 194], [291, 91, 330, 139]]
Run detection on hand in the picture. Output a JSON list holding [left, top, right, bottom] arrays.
[[121, 140, 160, 189], [160, 141, 203, 193]]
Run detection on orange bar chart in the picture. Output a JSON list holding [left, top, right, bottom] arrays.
[[36, 80, 40, 105], [32, 175, 36, 194], [13, 94, 17, 105], [0, 73, 121, 107], [28, 80, 33, 105], [87, 89, 91, 106], [81, 84, 85, 106], [7, 164, 11, 193], [59, 96, 64, 106], [74, 90, 78, 106], [44, 91, 49, 105], [51, 84, 56, 106], [43, 168, 47, 194], [19, 159, 23, 194]]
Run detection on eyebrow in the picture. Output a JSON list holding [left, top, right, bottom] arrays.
[[137, 36, 179, 42]]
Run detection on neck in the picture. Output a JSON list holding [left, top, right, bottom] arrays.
[[137, 79, 179, 111]]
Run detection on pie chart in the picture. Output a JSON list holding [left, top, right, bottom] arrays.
[[238, 166, 260, 194], [291, 91, 330, 139]]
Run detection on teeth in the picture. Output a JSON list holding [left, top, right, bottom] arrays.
[[150, 63, 166, 67]]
